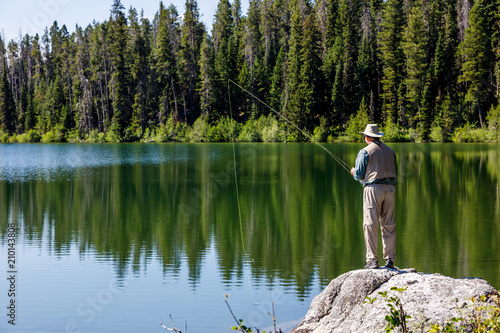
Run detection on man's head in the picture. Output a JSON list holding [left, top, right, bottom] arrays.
[[360, 124, 384, 143], [360, 124, 384, 145]]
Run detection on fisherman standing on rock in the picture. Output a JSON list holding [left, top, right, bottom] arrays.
[[350, 124, 397, 270]]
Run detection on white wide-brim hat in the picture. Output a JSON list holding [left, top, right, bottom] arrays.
[[360, 124, 384, 138]]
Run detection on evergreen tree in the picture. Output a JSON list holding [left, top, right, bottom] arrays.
[[243, 0, 264, 117], [153, 3, 181, 124], [260, 0, 277, 68], [325, 0, 340, 48], [51, 74, 66, 129], [89, 23, 112, 132], [339, 0, 361, 126], [212, 0, 235, 121], [198, 32, 215, 116], [404, 3, 427, 128], [0, 34, 4, 71], [178, 0, 205, 123], [25, 92, 36, 131], [129, 8, 151, 134], [378, 0, 405, 124], [31, 34, 45, 86], [459, 0, 496, 126], [0, 59, 16, 135], [269, 45, 285, 112], [287, 0, 325, 133], [356, 0, 382, 122], [495, 0, 500, 99], [109, 0, 131, 139]]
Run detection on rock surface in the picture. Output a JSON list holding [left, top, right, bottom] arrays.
[[290, 268, 498, 333]]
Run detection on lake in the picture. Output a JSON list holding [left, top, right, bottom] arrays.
[[0, 142, 499, 332]]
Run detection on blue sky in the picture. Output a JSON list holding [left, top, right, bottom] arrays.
[[0, 0, 249, 43]]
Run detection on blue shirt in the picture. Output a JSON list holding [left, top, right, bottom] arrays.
[[352, 146, 397, 186]]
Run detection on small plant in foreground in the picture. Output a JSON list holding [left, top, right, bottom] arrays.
[[364, 286, 413, 333], [429, 293, 500, 332], [226, 295, 283, 333]]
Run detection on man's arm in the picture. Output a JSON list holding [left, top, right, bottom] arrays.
[[351, 149, 369, 184]]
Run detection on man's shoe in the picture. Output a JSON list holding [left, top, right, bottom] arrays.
[[385, 259, 395, 269], [364, 261, 379, 269]]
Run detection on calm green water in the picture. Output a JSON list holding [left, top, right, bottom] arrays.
[[0, 143, 499, 332]]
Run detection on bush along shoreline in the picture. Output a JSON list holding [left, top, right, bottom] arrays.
[[2, 112, 500, 144]]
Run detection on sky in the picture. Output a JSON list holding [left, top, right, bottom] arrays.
[[0, 0, 249, 43]]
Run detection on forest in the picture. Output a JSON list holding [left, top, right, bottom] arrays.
[[0, 0, 499, 143]]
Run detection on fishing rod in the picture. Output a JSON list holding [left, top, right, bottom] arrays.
[[227, 79, 352, 173], [227, 79, 353, 303]]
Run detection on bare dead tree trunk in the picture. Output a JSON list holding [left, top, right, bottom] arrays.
[[171, 76, 179, 122], [457, 0, 471, 43]]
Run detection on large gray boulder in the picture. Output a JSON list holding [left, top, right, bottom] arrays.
[[290, 268, 498, 333]]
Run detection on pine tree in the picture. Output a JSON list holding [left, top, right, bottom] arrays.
[[339, 0, 361, 125], [356, 0, 382, 122], [242, 0, 264, 117], [212, 0, 235, 121], [269, 45, 285, 112], [459, 0, 496, 127], [129, 8, 151, 134], [31, 34, 45, 86], [378, 0, 405, 124], [260, 0, 277, 68], [154, 3, 181, 124], [0, 58, 16, 135], [25, 92, 36, 131], [198, 32, 215, 116], [404, 3, 427, 128], [287, 0, 325, 133], [89, 22, 111, 132], [109, 0, 131, 140], [492, 0, 500, 100], [178, 0, 205, 123], [0, 34, 4, 71], [51, 74, 66, 129]]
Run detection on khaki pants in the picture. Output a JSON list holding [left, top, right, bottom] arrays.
[[363, 184, 396, 263]]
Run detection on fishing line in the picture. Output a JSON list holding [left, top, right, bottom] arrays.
[[227, 78, 353, 256], [228, 80, 260, 306], [228, 79, 352, 173], [228, 80, 248, 257], [227, 80, 353, 305]]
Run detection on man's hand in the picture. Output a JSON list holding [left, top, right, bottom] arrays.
[[350, 167, 355, 175]]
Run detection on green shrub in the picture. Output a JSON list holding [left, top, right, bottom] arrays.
[[452, 123, 491, 143], [105, 129, 121, 142], [343, 97, 370, 142], [188, 115, 210, 142], [487, 103, 500, 142], [208, 117, 239, 142], [87, 129, 107, 143], [154, 116, 187, 142], [122, 127, 140, 142], [262, 118, 285, 142], [18, 129, 42, 143], [0, 130, 9, 143], [141, 128, 155, 142], [327, 134, 337, 142], [66, 130, 82, 143], [238, 118, 260, 142], [42, 126, 65, 143], [382, 120, 411, 142], [312, 126, 327, 142], [429, 124, 445, 142]]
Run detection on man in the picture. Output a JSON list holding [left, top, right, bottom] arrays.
[[350, 124, 397, 270]]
